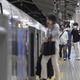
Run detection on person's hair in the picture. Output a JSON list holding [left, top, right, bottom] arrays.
[[46, 14, 57, 23], [60, 24, 64, 28], [73, 22, 78, 26], [66, 24, 70, 28]]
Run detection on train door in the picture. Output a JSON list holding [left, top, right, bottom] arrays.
[[17, 24, 28, 80], [0, 14, 12, 80], [20, 27, 28, 80], [28, 27, 36, 80], [11, 19, 18, 80], [36, 30, 41, 58]]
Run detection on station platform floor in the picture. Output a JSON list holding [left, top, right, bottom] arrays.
[[59, 46, 80, 80], [36, 46, 80, 80]]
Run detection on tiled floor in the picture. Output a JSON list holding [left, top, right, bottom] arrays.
[[36, 46, 80, 80], [60, 46, 80, 80]]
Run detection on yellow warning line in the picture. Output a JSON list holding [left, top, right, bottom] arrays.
[[58, 60, 62, 65], [36, 72, 64, 80], [36, 58, 64, 80], [60, 72, 64, 80], [50, 72, 64, 80]]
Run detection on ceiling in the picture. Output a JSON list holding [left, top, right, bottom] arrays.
[[7, 0, 79, 25], [33, 0, 79, 20], [7, 0, 46, 26]]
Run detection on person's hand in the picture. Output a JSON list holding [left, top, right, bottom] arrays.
[[44, 38, 48, 42], [48, 35, 53, 41], [71, 42, 74, 46]]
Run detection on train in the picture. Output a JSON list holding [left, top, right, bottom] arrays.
[[0, 0, 46, 80]]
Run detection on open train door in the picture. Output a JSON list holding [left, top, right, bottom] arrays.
[[28, 26, 37, 80], [36, 29, 41, 58]]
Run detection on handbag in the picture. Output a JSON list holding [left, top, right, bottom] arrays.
[[42, 28, 55, 56], [42, 41, 55, 56]]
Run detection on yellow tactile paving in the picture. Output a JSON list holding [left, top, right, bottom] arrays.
[[36, 57, 63, 80], [50, 72, 63, 80], [36, 72, 64, 80], [35, 75, 39, 80], [58, 59, 62, 65], [60, 72, 64, 80]]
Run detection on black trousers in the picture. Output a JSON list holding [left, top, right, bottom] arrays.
[[36, 54, 54, 78], [67, 42, 71, 58], [59, 44, 67, 59]]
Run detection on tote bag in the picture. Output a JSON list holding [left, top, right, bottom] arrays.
[[42, 41, 55, 56]]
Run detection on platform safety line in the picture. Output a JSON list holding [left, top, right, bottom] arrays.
[[60, 72, 64, 80], [35, 75, 39, 80], [35, 72, 64, 80], [58, 59, 62, 65], [47, 58, 63, 80], [50, 72, 64, 80], [35, 58, 63, 80], [58, 57, 64, 80]]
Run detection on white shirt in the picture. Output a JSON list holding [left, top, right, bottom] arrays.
[[45, 23, 60, 52], [59, 30, 68, 45], [46, 23, 60, 41]]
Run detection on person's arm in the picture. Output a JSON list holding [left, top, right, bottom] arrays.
[[71, 29, 73, 42], [71, 29, 74, 46], [43, 28, 49, 42], [51, 24, 59, 38], [66, 32, 68, 43]]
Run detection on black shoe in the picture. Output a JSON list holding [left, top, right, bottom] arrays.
[[64, 58, 66, 61], [68, 57, 71, 60], [41, 78, 46, 80]]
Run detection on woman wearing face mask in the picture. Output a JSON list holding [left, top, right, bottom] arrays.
[[71, 22, 80, 60], [41, 14, 60, 80]]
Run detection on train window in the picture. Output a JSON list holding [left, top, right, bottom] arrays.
[[0, 3, 3, 14], [30, 33, 34, 76], [37, 33, 39, 58], [12, 41, 17, 55]]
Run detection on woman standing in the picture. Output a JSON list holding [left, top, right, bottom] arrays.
[[41, 14, 60, 80]]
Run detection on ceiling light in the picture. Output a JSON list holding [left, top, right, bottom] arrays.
[[77, 2, 79, 6], [13, 15, 18, 18], [3, 9, 10, 15]]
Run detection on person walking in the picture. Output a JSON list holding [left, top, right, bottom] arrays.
[[71, 22, 80, 59], [65, 24, 72, 59], [41, 14, 60, 80], [59, 25, 68, 60]]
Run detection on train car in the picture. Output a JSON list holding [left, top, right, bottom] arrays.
[[0, 1, 46, 80]]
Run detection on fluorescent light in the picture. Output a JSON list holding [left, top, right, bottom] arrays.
[[13, 15, 18, 18], [0, 27, 7, 34], [70, 20, 74, 23], [3, 9, 10, 15], [20, 19, 28, 22], [77, 2, 79, 6]]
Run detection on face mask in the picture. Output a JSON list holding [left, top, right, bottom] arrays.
[[67, 28, 70, 30], [74, 26, 77, 28]]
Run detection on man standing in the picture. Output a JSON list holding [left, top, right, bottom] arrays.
[[71, 22, 80, 59], [66, 24, 71, 59], [59, 25, 68, 60]]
